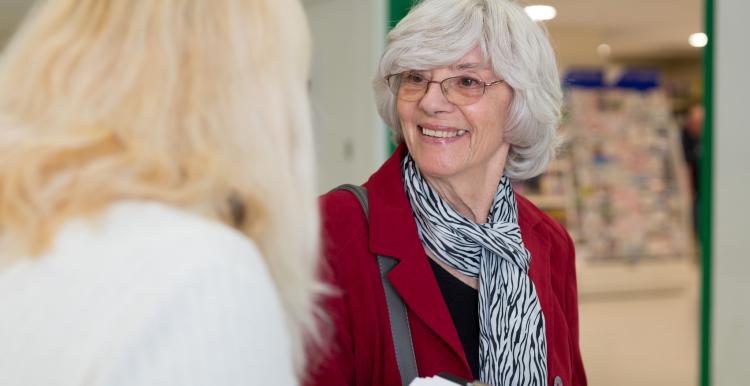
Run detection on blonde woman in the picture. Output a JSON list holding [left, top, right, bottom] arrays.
[[0, 0, 320, 385]]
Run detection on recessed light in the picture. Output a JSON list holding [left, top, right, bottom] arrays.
[[525, 5, 557, 21], [597, 44, 611, 57], [689, 32, 708, 48]]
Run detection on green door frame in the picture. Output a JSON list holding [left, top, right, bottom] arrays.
[[389, 0, 413, 29], [386, 0, 415, 154], [700, 0, 713, 385]]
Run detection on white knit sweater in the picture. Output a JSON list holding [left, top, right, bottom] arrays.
[[0, 201, 296, 386]]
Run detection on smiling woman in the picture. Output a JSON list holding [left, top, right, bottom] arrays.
[[306, 0, 585, 386], [393, 46, 514, 221]]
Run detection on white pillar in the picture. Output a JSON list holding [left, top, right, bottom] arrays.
[[303, 0, 388, 193], [713, 1, 750, 384]]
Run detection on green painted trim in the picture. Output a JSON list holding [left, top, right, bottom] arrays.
[[389, 0, 414, 29], [386, 0, 415, 153], [700, 0, 713, 385]]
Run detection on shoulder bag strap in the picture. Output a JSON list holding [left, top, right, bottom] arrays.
[[332, 184, 419, 386]]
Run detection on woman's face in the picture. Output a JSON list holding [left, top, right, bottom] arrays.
[[397, 46, 513, 183]]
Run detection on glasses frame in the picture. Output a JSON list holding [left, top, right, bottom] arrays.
[[385, 71, 505, 106]]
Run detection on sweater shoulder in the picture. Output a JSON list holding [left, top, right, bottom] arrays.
[[0, 201, 286, 385], [43, 200, 270, 287]]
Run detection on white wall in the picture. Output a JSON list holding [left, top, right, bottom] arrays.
[[0, 0, 33, 49], [713, 1, 750, 385], [303, 0, 388, 193]]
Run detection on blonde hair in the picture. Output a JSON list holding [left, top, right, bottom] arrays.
[[0, 0, 320, 374]]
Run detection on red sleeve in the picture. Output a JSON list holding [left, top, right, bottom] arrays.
[[304, 258, 354, 386], [304, 191, 365, 386], [563, 231, 587, 386]]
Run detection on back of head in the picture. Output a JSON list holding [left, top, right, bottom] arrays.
[[0, 0, 319, 373], [685, 103, 704, 137], [374, 0, 563, 179]]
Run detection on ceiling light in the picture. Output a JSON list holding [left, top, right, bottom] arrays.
[[525, 5, 557, 21], [597, 44, 611, 57], [689, 32, 708, 48]]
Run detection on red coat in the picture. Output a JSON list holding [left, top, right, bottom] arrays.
[[307, 146, 586, 386]]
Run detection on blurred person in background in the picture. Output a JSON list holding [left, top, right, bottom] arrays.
[[0, 0, 321, 385], [681, 102, 704, 235], [308, 0, 586, 385]]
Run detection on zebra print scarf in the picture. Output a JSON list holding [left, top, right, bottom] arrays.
[[402, 154, 548, 386]]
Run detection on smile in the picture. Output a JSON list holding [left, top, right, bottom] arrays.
[[418, 125, 467, 138]]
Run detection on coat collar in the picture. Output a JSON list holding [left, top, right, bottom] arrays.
[[365, 145, 545, 254], [363, 144, 548, 375]]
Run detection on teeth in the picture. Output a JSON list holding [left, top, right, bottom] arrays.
[[419, 126, 467, 138]]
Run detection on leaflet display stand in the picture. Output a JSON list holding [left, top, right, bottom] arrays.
[[517, 69, 694, 263], [516, 69, 699, 386]]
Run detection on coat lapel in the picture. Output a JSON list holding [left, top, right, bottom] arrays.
[[517, 195, 553, 322], [363, 145, 553, 375], [364, 145, 469, 370]]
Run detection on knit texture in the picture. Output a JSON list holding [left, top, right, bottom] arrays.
[[0, 201, 296, 386]]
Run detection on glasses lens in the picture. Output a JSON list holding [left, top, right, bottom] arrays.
[[444, 76, 484, 106], [396, 71, 430, 101], [388, 72, 489, 105]]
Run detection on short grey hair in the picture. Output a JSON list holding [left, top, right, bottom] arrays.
[[374, 0, 562, 180]]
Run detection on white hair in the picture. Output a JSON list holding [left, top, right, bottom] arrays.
[[374, 0, 562, 179], [0, 0, 321, 375]]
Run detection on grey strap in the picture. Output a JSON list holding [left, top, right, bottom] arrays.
[[335, 184, 369, 220], [377, 254, 419, 386], [333, 184, 419, 386]]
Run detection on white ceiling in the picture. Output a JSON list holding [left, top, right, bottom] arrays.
[[1, 0, 704, 61], [537, 0, 704, 61]]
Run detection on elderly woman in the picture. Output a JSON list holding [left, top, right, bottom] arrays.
[[309, 0, 585, 386], [0, 0, 319, 384]]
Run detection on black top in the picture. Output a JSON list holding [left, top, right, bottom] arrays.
[[428, 258, 480, 379]]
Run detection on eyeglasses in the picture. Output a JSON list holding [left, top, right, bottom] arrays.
[[385, 71, 505, 106]]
